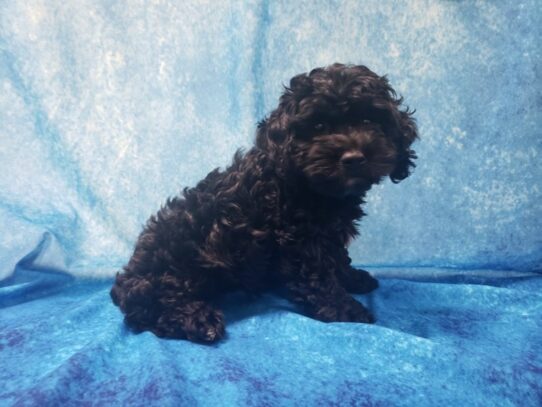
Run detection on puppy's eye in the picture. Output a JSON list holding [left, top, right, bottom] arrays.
[[314, 123, 328, 132]]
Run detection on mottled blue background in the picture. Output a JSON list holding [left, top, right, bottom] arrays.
[[0, 0, 540, 278], [1, 1, 541, 406]]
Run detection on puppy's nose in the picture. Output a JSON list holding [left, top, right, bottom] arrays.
[[341, 151, 366, 172]]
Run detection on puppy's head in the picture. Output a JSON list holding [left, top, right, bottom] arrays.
[[256, 63, 418, 198]]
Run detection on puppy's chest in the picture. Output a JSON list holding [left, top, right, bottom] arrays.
[[272, 196, 362, 249]]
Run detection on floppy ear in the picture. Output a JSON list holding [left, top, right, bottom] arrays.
[[255, 106, 291, 152], [389, 108, 418, 183], [256, 74, 309, 153]]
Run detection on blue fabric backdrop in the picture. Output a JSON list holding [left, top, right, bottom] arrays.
[[1, 1, 541, 405]]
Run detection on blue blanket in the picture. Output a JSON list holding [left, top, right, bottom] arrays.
[[1, 0, 541, 405], [1, 255, 541, 405]]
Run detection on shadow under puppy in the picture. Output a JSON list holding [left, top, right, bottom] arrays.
[[111, 63, 418, 342]]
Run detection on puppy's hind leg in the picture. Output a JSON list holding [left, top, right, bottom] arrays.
[[153, 299, 225, 342], [111, 272, 225, 343], [334, 248, 379, 294]]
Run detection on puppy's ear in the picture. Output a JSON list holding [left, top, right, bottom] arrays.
[[255, 73, 310, 152], [390, 108, 418, 183], [256, 107, 290, 151], [256, 89, 300, 152], [288, 72, 312, 94]]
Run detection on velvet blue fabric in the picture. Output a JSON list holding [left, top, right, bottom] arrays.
[[2, 255, 542, 405], [1, 0, 541, 405]]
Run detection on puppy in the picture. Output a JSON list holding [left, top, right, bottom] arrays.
[[111, 63, 418, 342]]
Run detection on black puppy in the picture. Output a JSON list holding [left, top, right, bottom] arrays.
[[111, 63, 418, 342]]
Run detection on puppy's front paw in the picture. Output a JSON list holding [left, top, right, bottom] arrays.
[[342, 268, 379, 294], [358, 270, 379, 293], [315, 298, 375, 324], [343, 298, 375, 323]]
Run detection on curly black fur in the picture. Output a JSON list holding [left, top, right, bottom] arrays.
[[110, 63, 418, 342]]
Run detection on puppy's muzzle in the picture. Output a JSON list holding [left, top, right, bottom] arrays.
[[341, 151, 366, 175]]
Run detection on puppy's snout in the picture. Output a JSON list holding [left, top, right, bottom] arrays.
[[341, 151, 366, 173]]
